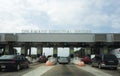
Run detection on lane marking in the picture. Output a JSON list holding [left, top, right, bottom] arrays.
[[22, 65, 54, 76]]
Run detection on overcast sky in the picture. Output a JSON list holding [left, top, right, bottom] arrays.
[[0, 0, 120, 33]]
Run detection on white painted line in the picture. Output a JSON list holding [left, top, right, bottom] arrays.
[[22, 65, 54, 76], [76, 65, 112, 76]]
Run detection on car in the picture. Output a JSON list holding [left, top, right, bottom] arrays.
[[81, 56, 92, 64], [38, 56, 47, 63], [47, 57, 57, 65], [91, 54, 118, 69], [58, 57, 69, 64], [0, 55, 29, 71]]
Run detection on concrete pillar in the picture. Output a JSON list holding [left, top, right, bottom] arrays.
[[86, 47, 91, 55], [4, 44, 14, 55], [4, 45, 9, 55], [28, 47, 31, 56], [99, 48, 103, 55], [70, 47, 74, 58], [8, 42, 14, 54], [21, 46, 28, 56], [53, 47, 57, 55], [37, 46, 42, 57], [99, 47, 108, 55], [14, 49, 17, 54], [70, 47, 74, 55], [103, 46, 108, 54], [53, 47, 57, 57], [91, 47, 94, 54], [21, 46, 25, 55]]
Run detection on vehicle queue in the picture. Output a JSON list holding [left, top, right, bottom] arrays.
[[0, 49, 120, 72]]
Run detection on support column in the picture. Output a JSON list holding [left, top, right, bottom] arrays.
[[53, 47, 57, 57], [103, 46, 108, 54], [13, 48, 17, 55], [91, 47, 94, 54], [9, 42, 14, 54], [37, 46, 42, 57], [5, 43, 14, 55], [70, 47, 74, 55], [99, 46, 108, 55], [21, 46, 28, 56], [86, 47, 91, 55], [70, 47, 74, 58], [21, 46, 26, 55], [99, 47, 103, 55], [28, 47, 31, 56], [4, 45, 9, 55]]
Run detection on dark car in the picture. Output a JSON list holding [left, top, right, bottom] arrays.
[[38, 56, 47, 63], [91, 54, 118, 69], [0, 55, 29, 71], [81, 56, 92, 64]]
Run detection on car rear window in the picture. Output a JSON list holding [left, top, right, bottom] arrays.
[[59, 57, 68, 60]]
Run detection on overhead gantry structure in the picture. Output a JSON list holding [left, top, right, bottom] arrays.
[[0, 33, 120, 57]]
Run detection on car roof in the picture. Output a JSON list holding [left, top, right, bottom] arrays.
[[0, 55, 17, 59], [0, 55, 24, 59]]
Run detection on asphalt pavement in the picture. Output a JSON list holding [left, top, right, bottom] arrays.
[[41, 64, 94, 76], [0, 63, 119, 76]]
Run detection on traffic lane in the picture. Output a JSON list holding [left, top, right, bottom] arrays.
[[98, 68, 120, 76], [0, 63, 41, 76], [41, 64, 94, 76], [90, 65, 120, 76], [82, 65, 120, 76]]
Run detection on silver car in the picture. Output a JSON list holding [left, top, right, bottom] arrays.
[[48, 57, 57, 65], [58, 57, 69, 64]]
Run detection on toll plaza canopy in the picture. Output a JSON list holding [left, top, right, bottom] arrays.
[[0, 33, 120, 56]]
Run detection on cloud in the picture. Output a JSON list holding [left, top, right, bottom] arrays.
[[111, 15, 120, 29], [0, 19, 40, 33], [0, 0, 120, 33]]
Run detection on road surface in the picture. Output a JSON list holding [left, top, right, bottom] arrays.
[[0, 63, 120, 76], [41, 64, 94, 76]]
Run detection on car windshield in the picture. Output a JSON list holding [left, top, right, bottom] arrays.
[[0, 55, 15, 59]]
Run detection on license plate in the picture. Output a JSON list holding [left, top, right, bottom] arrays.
[[1, 65, 6, 68]]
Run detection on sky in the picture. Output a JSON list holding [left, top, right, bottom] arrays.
[[0, 0, 120, 33]]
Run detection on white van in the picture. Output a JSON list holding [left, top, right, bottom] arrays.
[[110, 48, 120, 63]]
